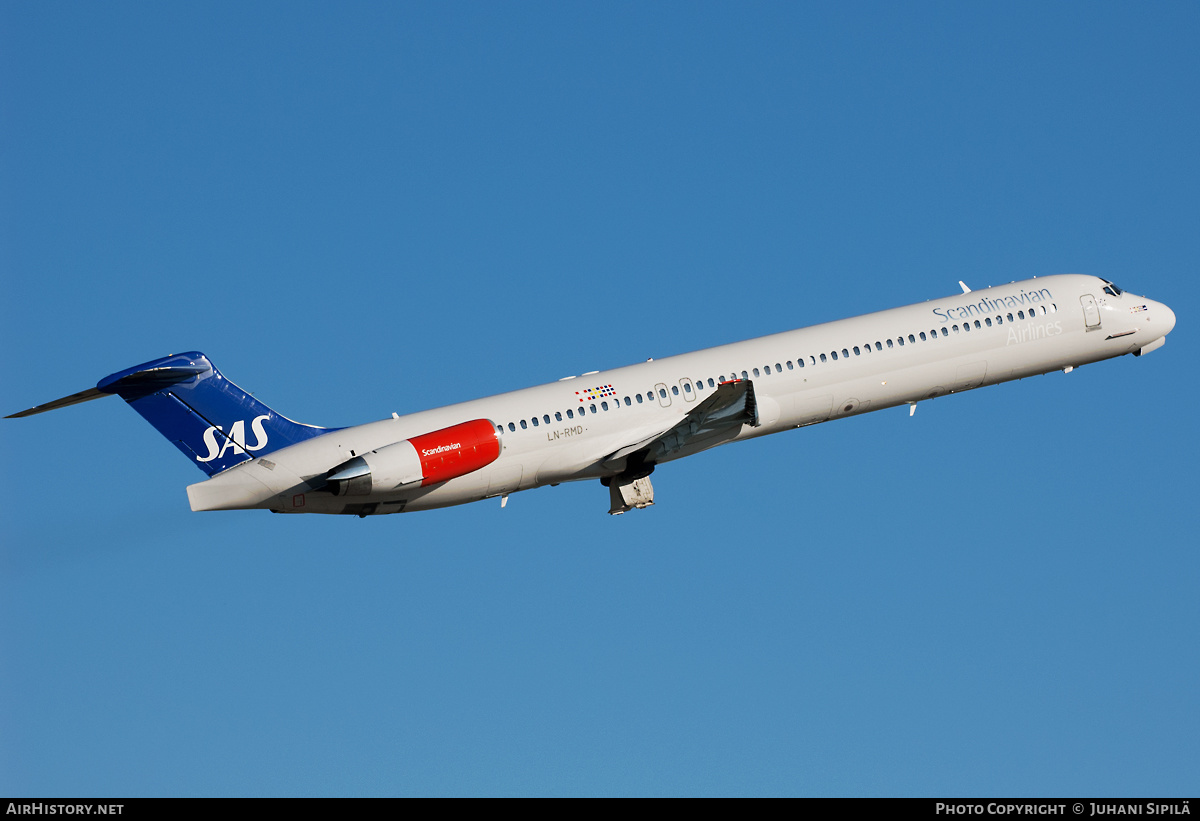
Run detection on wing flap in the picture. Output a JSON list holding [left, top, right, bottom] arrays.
[[601, 379, 757, 470]]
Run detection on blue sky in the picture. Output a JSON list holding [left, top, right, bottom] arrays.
[[2, 2, 1196, 796]]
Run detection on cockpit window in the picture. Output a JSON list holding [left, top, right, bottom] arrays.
[[1101, 278, 1123, 297]]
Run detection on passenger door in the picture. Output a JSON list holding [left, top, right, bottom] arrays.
[[1081, 294, 1102, 330]]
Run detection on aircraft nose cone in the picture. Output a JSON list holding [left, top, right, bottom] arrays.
[[1162, 303, 1176, 335]]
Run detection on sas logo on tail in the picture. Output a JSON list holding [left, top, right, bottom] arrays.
[[197, 415, 271, 462]]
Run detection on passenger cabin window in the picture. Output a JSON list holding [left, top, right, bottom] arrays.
[[940, 327, 949, 336], [567, 409, 574, 418], [887, 339, 893, 348], [820, 353, 828, 362], [555, 412, 562, 421], [601, 401, 608, 411], [624, 396, 631, 406], [841, 348, 849, 358], [520, 420, 528, 429], [831, 351, 838, 360], [920, 332, 927, 341], [508, 422, 516, 432], [531, 417, 538, 426]]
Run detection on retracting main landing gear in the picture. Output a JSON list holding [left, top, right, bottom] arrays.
[[602, 468, 655, 515]]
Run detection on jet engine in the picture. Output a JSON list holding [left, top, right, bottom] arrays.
[[325, 419, 501, 496]]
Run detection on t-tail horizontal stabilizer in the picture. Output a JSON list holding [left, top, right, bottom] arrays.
[[6, 386, 113, 417]]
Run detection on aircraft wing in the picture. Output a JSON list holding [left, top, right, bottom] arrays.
[[601, 379, 757, 470]]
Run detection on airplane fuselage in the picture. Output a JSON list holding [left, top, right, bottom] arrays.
[[183, 274, 1175, 516]]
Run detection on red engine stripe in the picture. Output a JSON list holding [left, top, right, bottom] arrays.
[[408, 419, 502, 487]]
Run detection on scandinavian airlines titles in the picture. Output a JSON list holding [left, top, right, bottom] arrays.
[[421, 442, 461, 457], [932, 287, 1054, 323]]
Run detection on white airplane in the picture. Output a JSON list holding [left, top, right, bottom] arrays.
[[8, 274, 1175, 516]]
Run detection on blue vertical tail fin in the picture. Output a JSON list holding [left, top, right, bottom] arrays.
[[9, 351, 334, 476]]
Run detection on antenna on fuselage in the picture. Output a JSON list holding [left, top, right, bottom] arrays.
[[959, 281, 971, 294]]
